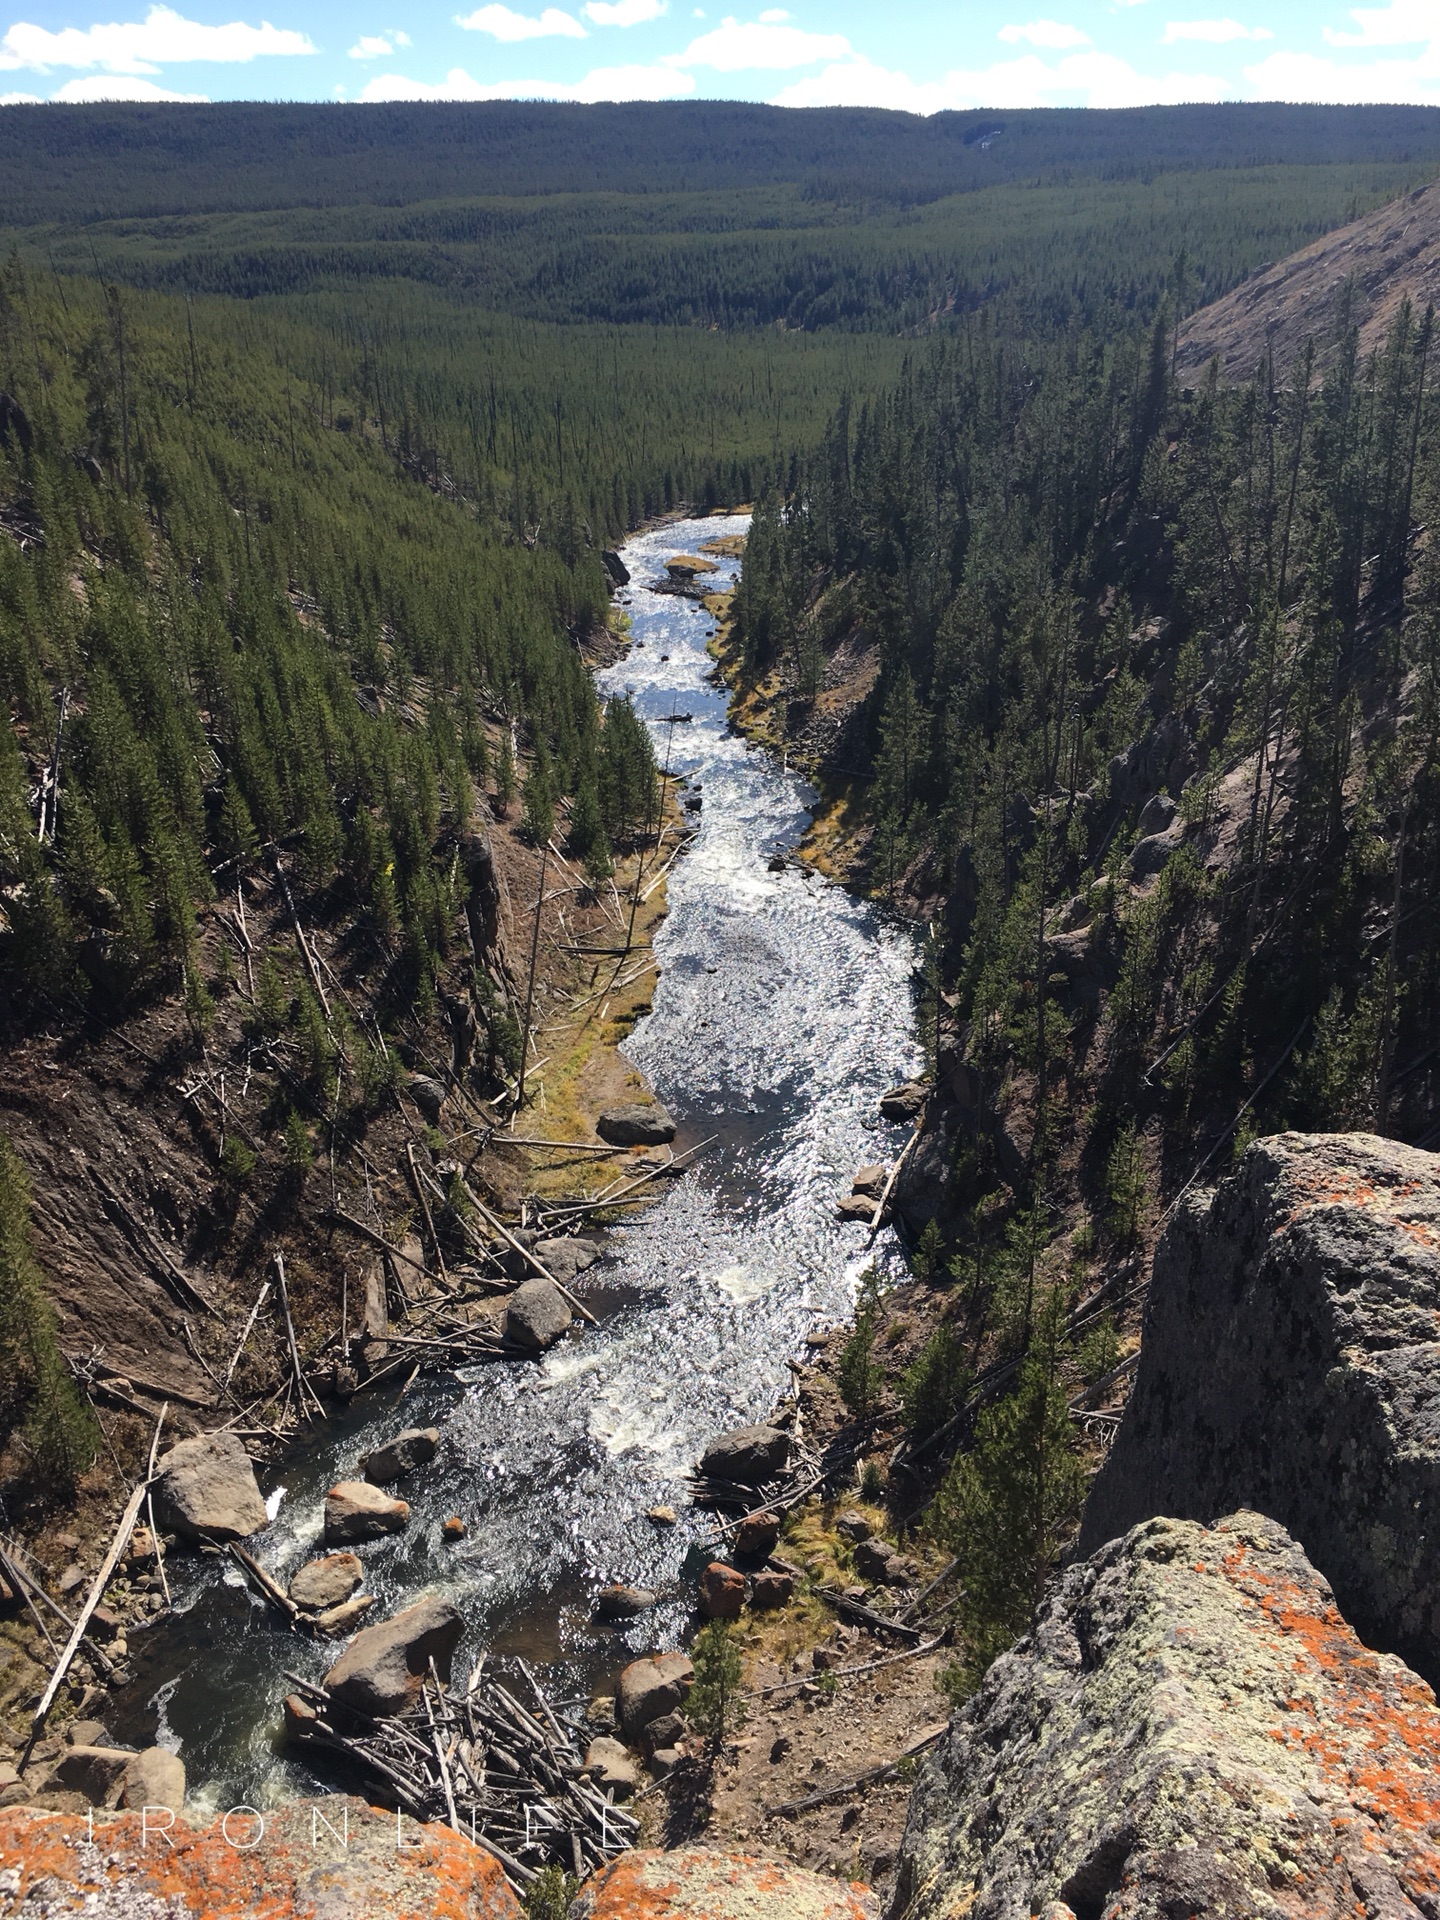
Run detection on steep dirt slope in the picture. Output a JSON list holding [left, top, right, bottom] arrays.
[[1179, 175, 1440, 380]]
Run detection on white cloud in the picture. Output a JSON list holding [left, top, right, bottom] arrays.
[[999, 18, 1090, 46], [350, 33, 396, 57], [0, 4, 313, 74], [582, 0, 665, 21], [0, 87, 42, 99], [358, 58, 693, 98], [52, 71, 207, 95], [1243, 44, 1440, 99], [1163, 17, 1272, 40], [453, 5, 586, 40], [758, 7, 789, 17], [1324, 0, 1434, 45], [773, 48, 1230, 110], [662, 15, 850, 69]]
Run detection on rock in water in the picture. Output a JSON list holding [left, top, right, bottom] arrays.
[[324, 1481, 410, 1546], [363, 1427, 440, 1485], [593, 1584, 657, 1621], [699, 1423, 790, 1486], [504, 1276, 572, 1352], [323, 1598, 464, 1717], [119, 1748, 185, 1812], [879, 1080, 927, 1121], [616, 1652, 694, 1738], [532, 1236, 603, 1286], [1082, 1131, 1440, 1683], [573, 1851, 872, 1920], [152, 1432, 269, 1543], [0, 1796, 521, 1917], [596, 1103, 676, 1147], [289, 1552, 364, 1610], [895, 1509, 1440, 1920]]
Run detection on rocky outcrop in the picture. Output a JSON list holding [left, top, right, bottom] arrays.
[[364, 1427, 441, 1485], [504, 1276, 572, 1352], [0, 1796, 521, 1917], [325, 1480, 411, 1545], [323, 1597, 463, 1717], [596, 1103, 676, 1146], [152, 1432, 269, 1543], [573, 1850, 873, 1919], [699, 1423, 790, 1485], [1082, 1131, 1440, 1684], [895, 1510, 1440, 1920]]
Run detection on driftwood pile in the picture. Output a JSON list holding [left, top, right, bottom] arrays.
[[283, 1659, 637, 1893]]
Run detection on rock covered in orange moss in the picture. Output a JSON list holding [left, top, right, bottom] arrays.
[[1083, 1132, 1440, 1682], [896, 1510, 1440, 1920], [571, 1848, 874, 1919], [0, 1795, 522, 1917]]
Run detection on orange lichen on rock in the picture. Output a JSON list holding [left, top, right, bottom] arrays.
[[0, 1795, 523, 1918], [572, 1848, 874, 1920]]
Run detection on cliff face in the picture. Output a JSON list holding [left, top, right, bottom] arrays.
[[1081, 1131, 1440, 1686], [893, 1510, 1440, 1920], [1178, 177, 1440, 380]]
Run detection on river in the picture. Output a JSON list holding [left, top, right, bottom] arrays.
[[110, 513, 921, 1811]]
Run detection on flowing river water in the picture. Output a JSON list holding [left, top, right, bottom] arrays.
[[110, 513, 921, 1810]]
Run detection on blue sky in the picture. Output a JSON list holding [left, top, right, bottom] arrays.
[[1, 0, 1436, 110]]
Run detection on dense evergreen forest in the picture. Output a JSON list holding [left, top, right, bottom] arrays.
[[3, 98, 1440, 1666], [3, 101, 1439, 223]]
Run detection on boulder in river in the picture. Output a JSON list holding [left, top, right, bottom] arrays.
[[362, 1426, 440, 1486], [119, 1748, 185, 1812], [1082, 1131, 1440, 1685], [573, 1851, 871, 1920], [835, 1193, 876, 1222], [879, 1080, 927, 1121], [324, 1481, 410, 1546], [895, 1509, 1440, 1920], [504, 1276, 572, 1352], [596, 1103, 676, 1147], [850, 1164, 888, 1198], [601, 550, 630, 587], [152, 1432, 268, 1544], [533, 1237, 603, 1286], [593, 1584, 657, 1622], [323, 1597, 463, 1717], [616, 1652, 694, 1738], [289, 1552, 364, 1611], [698, 1423, 791, 1486]]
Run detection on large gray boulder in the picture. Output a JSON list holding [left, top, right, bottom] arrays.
[[698, 1423, 790, 1486], [120, 1748, 186, 1812], [152, 1432, 268, 1543], [504, 1277, 572, 1353], [324, 1481, 410, 1546], [532, 1237, 603, 1286], [596, 1103, 676, 1147], [615, 1652, 694, 1739], [323, 1597, 463, 1717], [895, 1510, 1440, 1920], [363, 1427, 440, 1486], [1082, 1132, 1440, 1685]]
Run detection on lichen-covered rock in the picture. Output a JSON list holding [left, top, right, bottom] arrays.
[[152, 1432, 268, 1543], [570, 1849, 872, 1919], [0, 1796, 521, 1916], [894, 1510, 1440, 1920], [323, 1597, 463, 1717], [1082, 1131, 1440, 1681]]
